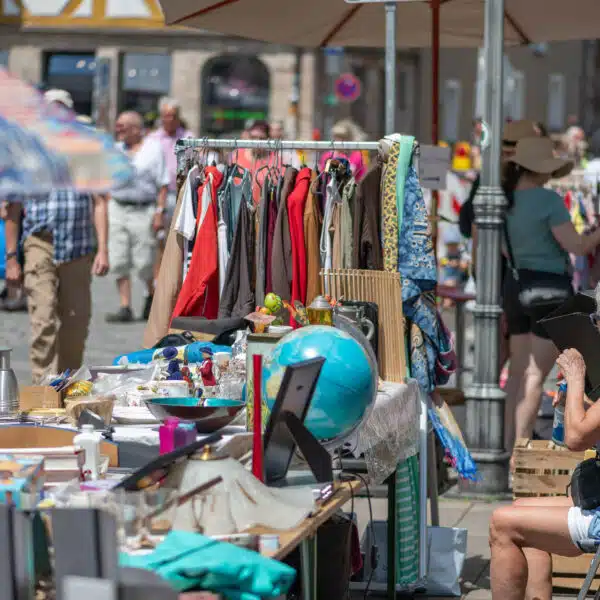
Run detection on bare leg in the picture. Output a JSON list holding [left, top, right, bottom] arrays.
[[117, 276, 132, 308], [490, 499, 579, 600], [515, 335, 558, 441], [513, 496, 573, 600], [504, 334, 531, 460]]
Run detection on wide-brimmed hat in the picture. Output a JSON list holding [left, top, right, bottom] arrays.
[[509, 137, 573, 179], [502, 119, 539, 145]]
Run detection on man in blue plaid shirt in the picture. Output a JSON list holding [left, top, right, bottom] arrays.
[[4, 90, 109, 383]]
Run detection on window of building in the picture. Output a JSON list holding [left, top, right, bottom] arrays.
[[120, 53, 171, 128], [43, 52, 96, 116], [505, 70, 525, 121], [442, 79, 461, 143], [0, 51, 8, 68], [202, 54, 270, 136], [547, 73, 566, 132]]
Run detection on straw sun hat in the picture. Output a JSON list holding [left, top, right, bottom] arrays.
[[509, 136, 574, 179]]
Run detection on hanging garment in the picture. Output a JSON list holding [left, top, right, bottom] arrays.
[[171, 167, 224, 321], [144, 183, 186, 348], [217, 211, 229, 297], [340, 176, 357, 268], [381, 141, 401, 272], [223, 166, 252, 253], [255, 179, 271, 306], [172, 166, 199, 280], [271, 167, 298, 301], [219, 198, 256, 318], [331, 200, 342, 269], [320, 174, 341, 270], [287, 167, 311, 314], [352, 163, 383, 270], [304, 172, 323, 306], [265, 182, 279, 294]]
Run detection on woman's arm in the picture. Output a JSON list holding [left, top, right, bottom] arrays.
[[552, 221, 600, 256], [558, 348, 600, 450]]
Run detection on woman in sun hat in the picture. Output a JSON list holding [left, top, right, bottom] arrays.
[[501, 136, 600, 469]]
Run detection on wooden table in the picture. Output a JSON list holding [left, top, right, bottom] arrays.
[[247, 479, 363, 600]]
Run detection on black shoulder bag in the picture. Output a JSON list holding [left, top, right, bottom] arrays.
[[502, 219, 572, 311], [569, 453, 600, 510]]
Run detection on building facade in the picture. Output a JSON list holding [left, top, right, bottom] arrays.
[[0, 0, 592, 144], [0, 0, 317, 139]]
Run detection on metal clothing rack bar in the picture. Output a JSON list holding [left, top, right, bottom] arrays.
[[175, 138, 381, 153]]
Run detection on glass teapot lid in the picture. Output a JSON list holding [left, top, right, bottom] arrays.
[[308, 295, 332, 310]]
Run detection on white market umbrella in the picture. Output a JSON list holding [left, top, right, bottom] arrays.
[[160, 0, 600, 48]]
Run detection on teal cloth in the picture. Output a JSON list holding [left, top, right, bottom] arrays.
[[505, 187, 571, 274], [395, 135, 416, 234], [119, 530, 296, 600]]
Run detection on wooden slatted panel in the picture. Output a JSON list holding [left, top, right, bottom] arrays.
[[320, 269, 406, 382]]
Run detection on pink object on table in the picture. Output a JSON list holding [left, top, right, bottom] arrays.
[[159, 417, 179, 455]]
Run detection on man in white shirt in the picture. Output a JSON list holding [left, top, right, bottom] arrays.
[[106, 111, 169, 322]]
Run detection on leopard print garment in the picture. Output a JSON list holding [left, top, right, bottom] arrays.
[[382, 141, 401, 272]]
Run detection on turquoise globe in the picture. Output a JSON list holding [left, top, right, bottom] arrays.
[[262, 325, 376, 443]]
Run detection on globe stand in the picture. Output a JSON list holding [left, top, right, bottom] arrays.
[[265, 411, 333, 485], [261, 357, 333, 486]]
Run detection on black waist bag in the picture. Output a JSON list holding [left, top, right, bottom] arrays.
[[569, 456, 600, 510]]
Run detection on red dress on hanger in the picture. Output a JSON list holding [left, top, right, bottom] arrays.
[[287, 167, 312, 324], [171, 166, 224, 321]]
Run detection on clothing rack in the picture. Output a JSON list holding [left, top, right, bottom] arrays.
[[173, 135, 430, 596]]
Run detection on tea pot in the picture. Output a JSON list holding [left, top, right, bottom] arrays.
[[334, 305, 375, 341]]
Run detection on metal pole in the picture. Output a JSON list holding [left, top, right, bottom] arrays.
[[430, 0, 440, 257], [463, 0, 509, 494], [384, 2, 397, 134]]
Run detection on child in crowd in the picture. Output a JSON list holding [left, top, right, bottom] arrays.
[[439, 227, 469, 288]]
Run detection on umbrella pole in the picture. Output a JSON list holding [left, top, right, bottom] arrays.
[[431, 0, 440, 258], [384, 2, 397, 133], [463, 0, 509, 494]]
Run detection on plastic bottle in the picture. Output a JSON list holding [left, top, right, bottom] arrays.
[[159, 418, 179, 455], [74, 424, 102, 481], [552, 380, 567, 446]]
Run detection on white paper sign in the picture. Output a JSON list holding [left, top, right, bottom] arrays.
[[419, 145, 451, 190]]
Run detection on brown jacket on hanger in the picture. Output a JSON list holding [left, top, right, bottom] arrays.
[[143, 185, 186, 348], [352, 162, 383, 270], [270, 167, 297, 301], [304, 172, 322, 306]]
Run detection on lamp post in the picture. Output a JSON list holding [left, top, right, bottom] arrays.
[[463, 0, 509, 494]]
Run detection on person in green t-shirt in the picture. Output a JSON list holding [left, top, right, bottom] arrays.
[[501, 137, 600, 469]]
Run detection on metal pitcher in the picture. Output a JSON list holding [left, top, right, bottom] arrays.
[[0, 347, 19, 417], [334, 305, 375, 341]]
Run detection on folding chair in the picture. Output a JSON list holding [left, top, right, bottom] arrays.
[[578, 543, 600, 599]]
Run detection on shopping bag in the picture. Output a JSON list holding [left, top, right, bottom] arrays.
[[426, 526, 467, 596]]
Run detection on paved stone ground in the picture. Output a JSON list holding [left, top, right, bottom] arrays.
[[1, 276, 147, 383]]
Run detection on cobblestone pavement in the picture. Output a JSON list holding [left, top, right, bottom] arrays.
[[1, 276, 147, 383]]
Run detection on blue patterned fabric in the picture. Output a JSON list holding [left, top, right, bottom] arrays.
[[399, 164, 437, 302]]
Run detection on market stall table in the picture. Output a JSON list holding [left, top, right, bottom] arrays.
[[248, 478, 363, 600]]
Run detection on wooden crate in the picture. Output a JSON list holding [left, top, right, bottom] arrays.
[[512, 438, 585, 499], [513, 438, 596, 590]]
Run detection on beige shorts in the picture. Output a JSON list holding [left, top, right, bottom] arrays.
[[109, 200, 156, 281]]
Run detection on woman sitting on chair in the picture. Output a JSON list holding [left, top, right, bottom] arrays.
[[490, 283, 600, 600]]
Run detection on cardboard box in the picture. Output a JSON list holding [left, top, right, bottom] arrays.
[[19, 386, 64, 410]]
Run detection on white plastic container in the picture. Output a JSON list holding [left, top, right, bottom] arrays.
[[74, 424, 102, 481]]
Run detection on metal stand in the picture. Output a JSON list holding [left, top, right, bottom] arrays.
[[463, 0, 510, 494], [384, 2, 397, 133]]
